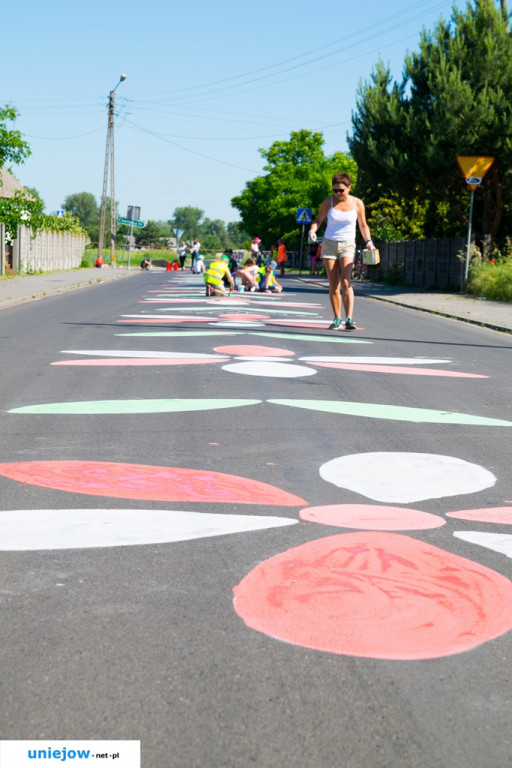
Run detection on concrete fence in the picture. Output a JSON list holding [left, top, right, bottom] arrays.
[[2, 225, 86, 275]]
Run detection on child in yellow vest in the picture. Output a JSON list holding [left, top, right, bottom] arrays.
[[204, 254, 234, 296]]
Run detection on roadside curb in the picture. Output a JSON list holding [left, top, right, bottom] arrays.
[[363, 294, 512, 335], [0, 268, 143, 311]]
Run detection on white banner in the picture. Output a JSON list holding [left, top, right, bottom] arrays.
[[0, 741, 140, 767]]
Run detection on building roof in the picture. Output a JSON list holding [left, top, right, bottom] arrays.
[[0, 166, 28, 199]]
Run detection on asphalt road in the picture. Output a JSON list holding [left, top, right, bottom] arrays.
[[1, 272, 512, 768]]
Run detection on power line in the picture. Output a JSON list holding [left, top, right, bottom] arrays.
[[13, 0, 451, 120], [122, 118, 260, 173], [130, 0, 449, 104], [24, 127, 104, 141]]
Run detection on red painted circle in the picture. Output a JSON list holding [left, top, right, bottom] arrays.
[[0, 461, 307, 506], [234, 532, 512, 659]]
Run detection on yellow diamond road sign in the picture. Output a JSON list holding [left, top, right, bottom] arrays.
[[457, 156, 494, 190]]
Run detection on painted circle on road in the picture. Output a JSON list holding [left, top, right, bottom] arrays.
[[300, 504, 446, 530], [233, 531, 512, 659], [0, 461, 307, 506]]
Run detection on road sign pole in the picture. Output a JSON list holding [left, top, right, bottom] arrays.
[[299, 224, 306, 275], [127, 221, 134, 270], [464, 189, 475, 288], [456, 156, 494, 290], [296, 209, 313, 275]]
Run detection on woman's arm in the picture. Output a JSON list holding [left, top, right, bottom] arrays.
[[356, 198, 375, 249], [308, 197, 331, 241]]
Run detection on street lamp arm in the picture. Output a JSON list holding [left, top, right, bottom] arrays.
[[113, 74, 127, 92]]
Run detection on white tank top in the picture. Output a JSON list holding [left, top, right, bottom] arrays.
[[324, 197, 358, 241]]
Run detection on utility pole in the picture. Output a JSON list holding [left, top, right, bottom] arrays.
[[98, 74, 126, 266]]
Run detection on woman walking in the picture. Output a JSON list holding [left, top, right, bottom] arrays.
[[308, 172, 375, 330]]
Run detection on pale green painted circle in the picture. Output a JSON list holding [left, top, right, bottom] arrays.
[[268, 400, 512, 426], [11, 398, 509, 426], [248, 332, 372, 344]]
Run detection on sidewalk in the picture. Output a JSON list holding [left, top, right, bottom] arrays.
[[0, 266, 143, 311], [297, 274, 512, 334]]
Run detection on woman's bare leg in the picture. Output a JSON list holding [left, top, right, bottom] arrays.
[[324, 259, 342, 318], [340, 258, 355, 319]]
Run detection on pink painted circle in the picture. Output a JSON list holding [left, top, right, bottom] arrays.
[[300, 504, 445, 530], [218, 314, 270, 321], [233, 531, 512, 660], [447, 506, 512, 524], [214, 345, 294, 357]]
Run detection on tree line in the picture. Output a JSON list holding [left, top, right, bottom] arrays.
[[61, 194, 250, 251]]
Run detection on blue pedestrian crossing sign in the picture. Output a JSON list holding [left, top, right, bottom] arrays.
[[296, 208, 313, 224]]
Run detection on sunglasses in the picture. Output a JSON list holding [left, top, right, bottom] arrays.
[[332, 186, 347, 193]]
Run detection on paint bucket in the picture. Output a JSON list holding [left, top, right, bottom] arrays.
[[239, 285, 245, 292]]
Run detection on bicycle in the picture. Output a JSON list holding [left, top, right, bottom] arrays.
[[352, 251, 368, 280]]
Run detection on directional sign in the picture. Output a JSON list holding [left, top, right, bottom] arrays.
[[118, 217, 145, 229], [297, 208, 313, 224], [457, 156, 494, 191]]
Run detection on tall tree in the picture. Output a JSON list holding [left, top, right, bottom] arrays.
[[226, 221, 249, 247], [134, 220, 165, 246], [84, 197, 117, 245], [348, 0, 512, 248], [202, 218, 229, 249], [168, 207, 204, 241], [0, 105, 31, 168], [63, 192, 99, 233], [231, 130, 357, 249]]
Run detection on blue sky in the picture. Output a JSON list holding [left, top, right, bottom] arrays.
[[4, 0, 459, 227]]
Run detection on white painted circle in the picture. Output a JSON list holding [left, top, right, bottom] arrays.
[[210, 321, 266, 328], [222, 361, 316, 378], [319, 453, 496, 503]]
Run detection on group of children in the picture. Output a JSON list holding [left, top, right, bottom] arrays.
[[203, 250, 283, 296], [309, 241, 323, 275]]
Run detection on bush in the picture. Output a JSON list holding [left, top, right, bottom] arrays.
[[467, 257, 512, 301], [0, 192, 86, 241]]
